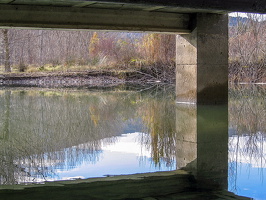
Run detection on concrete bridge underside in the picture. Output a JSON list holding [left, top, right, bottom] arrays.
[[0, 1, 264, 198], [0, 0, 265, 32]]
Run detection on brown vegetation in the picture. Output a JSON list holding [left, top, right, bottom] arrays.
[[0, 13, 265, 84], [0, 30, 176, 83], [229, 14, 266, 83]]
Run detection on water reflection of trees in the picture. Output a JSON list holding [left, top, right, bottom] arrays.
[[228, 85, 266, 191], [138, 92, 176, 167], [0, 89, 130, 184], [0, 85, 177, 185]]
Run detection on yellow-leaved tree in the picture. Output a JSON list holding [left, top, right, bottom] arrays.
[[89, 32, 100, 58]]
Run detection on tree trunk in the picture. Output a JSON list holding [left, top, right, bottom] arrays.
[[2, 29, 11, 72]]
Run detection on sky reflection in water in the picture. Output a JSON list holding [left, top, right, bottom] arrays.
[[0, 85, 265, 200], [228, 85, 266, 200], [0, 86, 177, 185], [57, 132, 175, 181], [229, 135, 266, 199]]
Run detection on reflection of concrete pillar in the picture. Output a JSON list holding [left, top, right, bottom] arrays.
[[197, 105, 228, 190], [176, 13, 228, 104], [176, 104, 197, 171], [176, 105, 228, 190], [175, 13, 228, 190]]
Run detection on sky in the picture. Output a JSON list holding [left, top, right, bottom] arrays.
[[229, 12, 266, 21]]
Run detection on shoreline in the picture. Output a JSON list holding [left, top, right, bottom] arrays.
[[0, 71, 265, 88], [0, 71, 167, 88]]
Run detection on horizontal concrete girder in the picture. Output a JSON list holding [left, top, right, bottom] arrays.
[[88, 0, 266, 13], [0, 171, 196, 199], [0, 4, 191, 33]]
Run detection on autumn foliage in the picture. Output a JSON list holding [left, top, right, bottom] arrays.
[[0, 14, 265, 83]]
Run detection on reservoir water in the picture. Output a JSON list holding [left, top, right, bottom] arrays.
[[228, 85, 266, 200], [0, 84, 265, 199]]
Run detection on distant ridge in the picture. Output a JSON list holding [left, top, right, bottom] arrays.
[[229, 16, 249, 27]]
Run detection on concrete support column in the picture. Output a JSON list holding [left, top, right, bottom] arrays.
[[176, 13, 228, 105], [176, 15, 228, 189]]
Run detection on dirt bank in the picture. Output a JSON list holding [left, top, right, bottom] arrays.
[[0, 70, 165, 88]]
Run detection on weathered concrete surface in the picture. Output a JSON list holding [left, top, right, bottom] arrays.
[[0, 0, 265, 14], [145, 190, 252, 200], [0, 169, 250, 200], [176, 13, 228, 105], [176, 30, 197, 103], [0, 4, 190, 33], [0, 170, 196, 200], [86, 0, 266, 13], [0, 0, 265, 32]]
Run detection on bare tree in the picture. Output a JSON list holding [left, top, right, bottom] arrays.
[[2, 29, 11, 72], [229, 13, 266, 83]]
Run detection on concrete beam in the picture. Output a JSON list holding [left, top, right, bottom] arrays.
[[72, 2, 97, 7], [176, 13, 228, 105], [0, 4, 191, 33], [0, 171, 196, 199], [90, 0, 266, 13]]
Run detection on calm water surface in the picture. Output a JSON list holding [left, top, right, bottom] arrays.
[[0, 85, 176, 184], [228, 85, 266, 200], [0, 84, 265, 199]]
